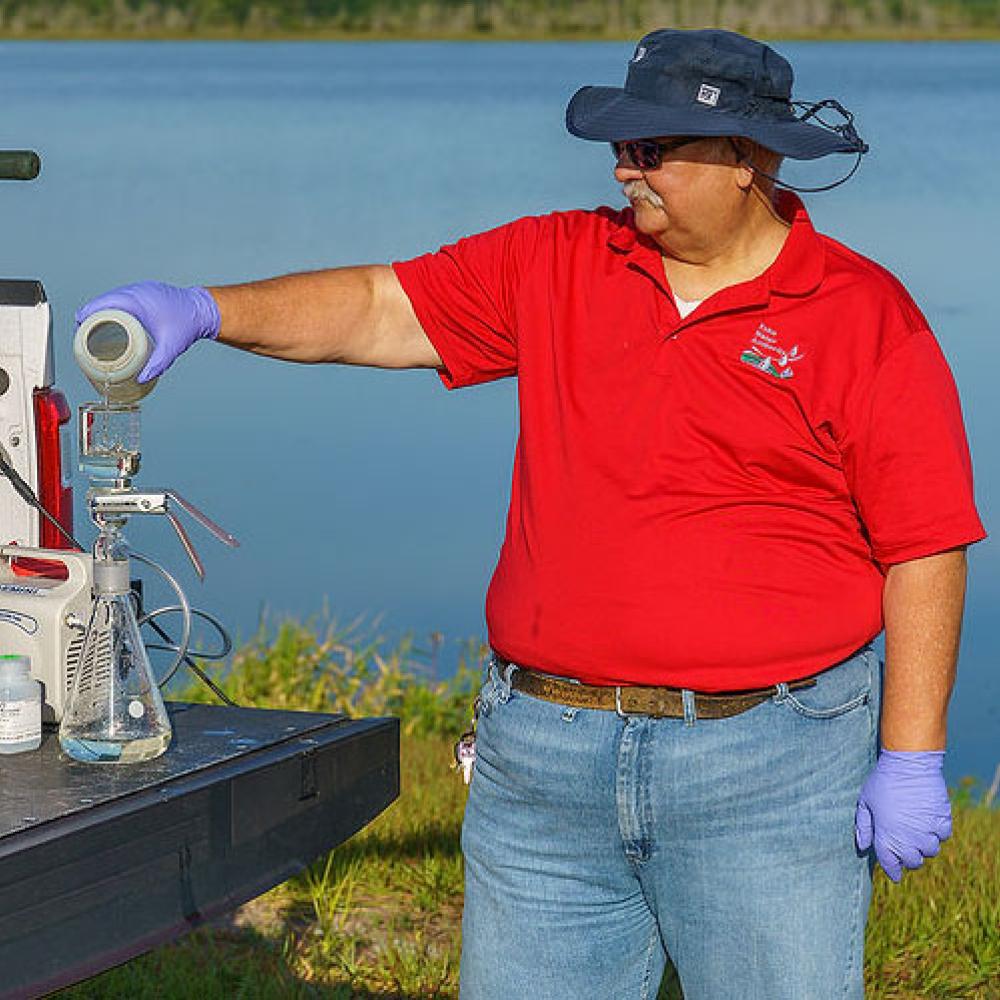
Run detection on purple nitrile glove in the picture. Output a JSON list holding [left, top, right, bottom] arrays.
[[855, 750, 952, 882], [75, 281, 221, 383]]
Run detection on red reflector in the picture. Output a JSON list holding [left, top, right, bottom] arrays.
[[9, 551, 69, 579], [10, 388, 75, 580], [34, 387, 73, 548]]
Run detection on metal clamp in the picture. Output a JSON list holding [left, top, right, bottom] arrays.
[[89, 488, 239, 581]]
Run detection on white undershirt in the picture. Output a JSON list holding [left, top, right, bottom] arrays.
[[674, 294, 703, 319]]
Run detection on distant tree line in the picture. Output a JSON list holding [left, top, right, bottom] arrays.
[[0, 0, 997, 37]]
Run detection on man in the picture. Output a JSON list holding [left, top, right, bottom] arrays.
[[79, 29, 985, 999]]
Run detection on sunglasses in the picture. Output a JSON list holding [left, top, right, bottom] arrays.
[[610, 136, 705, 170]]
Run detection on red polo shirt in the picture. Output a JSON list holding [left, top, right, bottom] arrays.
[[392, 194, 986, 690]]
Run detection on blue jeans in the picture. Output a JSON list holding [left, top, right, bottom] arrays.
[[459, 644, 881, 1000]]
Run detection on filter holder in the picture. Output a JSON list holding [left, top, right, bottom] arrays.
[[89, 489, 239, 581]]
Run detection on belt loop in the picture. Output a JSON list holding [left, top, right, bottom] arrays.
[[614, 686, 628, 719], [774, 681, 789, 703], [499, 660, 517, 702], [682, 689, 697, 727]]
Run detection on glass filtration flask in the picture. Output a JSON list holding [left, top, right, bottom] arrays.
[[59, 525, 172, 763]]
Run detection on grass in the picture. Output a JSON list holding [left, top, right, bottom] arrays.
[[55, 618, 1000, 999]]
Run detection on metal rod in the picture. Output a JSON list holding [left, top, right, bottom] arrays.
[[0, 151, 41, 181]]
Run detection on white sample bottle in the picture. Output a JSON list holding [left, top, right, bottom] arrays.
[[73, 309, 158, 403], [0, 654, 42, 754]]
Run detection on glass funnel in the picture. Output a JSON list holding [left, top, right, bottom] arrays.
[[78, 401, 141, 485]]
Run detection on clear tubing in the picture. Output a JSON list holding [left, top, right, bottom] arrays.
[[138, 605, 235, 704], [130, 550, 192, 688]]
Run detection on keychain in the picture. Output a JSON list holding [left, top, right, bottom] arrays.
[[452, 696, 480, 785], [453, 730, 476, 784]]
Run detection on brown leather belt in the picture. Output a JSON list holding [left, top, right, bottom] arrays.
[[500, 659, 818, 720]]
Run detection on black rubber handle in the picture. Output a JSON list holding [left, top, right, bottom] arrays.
[[0, 151, 41, 180]]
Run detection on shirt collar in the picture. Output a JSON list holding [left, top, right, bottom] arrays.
[[765, 191, 825, 296], [605, 191, 825, 298]]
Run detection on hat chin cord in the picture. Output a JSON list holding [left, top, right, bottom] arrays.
[[730, 98, 869, 194], [733, 142, 866, 195]]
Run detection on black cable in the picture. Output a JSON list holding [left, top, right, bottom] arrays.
[[144, 614, 239, 707], [132, 578, 239, 706], [140, 605, 235, 693], [0, 450, 84, 550]]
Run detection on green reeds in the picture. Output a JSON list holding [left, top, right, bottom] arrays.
[[172, 614, 484, 737], [3, 0, 1000, 40]]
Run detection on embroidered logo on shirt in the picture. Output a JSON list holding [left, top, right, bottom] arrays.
[[697, 83, 721, 106], [740, 322, 805, 379], [632, 46, 647, 62]]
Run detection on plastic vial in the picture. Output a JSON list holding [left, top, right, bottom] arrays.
[[0, 655, 42, 754]]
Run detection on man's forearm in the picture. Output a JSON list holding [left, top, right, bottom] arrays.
[[208, 265, 439, 368], [880, 547, 968, 751], [209, 267, 375, 363]]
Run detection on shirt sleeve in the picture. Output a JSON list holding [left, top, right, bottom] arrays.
[[840, 328, 987, 566], [392, 217, 540, 389]]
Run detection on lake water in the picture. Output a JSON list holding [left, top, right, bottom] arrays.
[[0, 40, 995, 782]]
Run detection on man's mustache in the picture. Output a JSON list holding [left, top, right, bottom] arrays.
[[623, 180, 665, 209]]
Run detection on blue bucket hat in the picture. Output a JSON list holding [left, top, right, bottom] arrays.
[[566, 29, 867, 161]]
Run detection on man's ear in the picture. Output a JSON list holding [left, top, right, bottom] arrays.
[[729, 139, 756, 189]]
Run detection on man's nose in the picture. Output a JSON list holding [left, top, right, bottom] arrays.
[[615, 144, 644, 184], [614, 160, 643, 183]]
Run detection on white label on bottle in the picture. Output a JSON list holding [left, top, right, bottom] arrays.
[[0, 699, 41, 744]]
